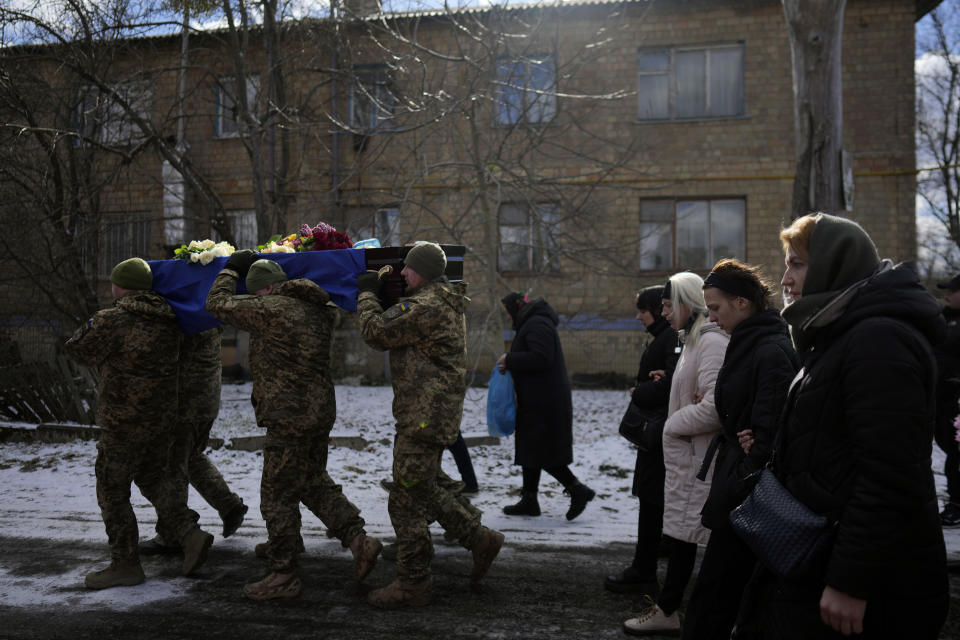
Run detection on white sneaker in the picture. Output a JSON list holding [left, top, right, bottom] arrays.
[[622, 604, 681, 636]]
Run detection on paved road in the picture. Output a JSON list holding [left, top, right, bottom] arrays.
[[1, 534, 959, 640]]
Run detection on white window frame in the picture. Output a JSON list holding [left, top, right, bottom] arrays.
[[495, 56, 557, 126], [498, 202, 559, 273], [349, 65, 396, 134], [215, 74, 260, 138], [637, 43, 744, 121], [75, 81, 152, 146], [638, 198, 746, 271]]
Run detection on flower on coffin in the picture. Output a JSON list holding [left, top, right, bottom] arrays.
[[173, 239, 236, 263], [258, 221, 353, 253]]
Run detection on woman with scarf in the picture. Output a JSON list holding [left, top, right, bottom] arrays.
[[738, 213, 948, 639], [622, 272, 728, 637], [496, 292, 596, 521], [679, 259, 799, 640]]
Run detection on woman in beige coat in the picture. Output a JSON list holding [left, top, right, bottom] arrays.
[[623, 271, 729, 637]]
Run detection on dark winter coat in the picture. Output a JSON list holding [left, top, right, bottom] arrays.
[[775, 262, 947, 604], [934, 305, 960, 443], [698, 309, 799, 530], [504, 298, 573, 469], [629, 315, 679, 500]]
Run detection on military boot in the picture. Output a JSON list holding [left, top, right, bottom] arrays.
[[350, 533, 383, 583], [502, 491, 541, 516], [221, 503, 248, 538], [181, 527, 214, 575], [84, 560, 145, 590], [243, 571, 302, 601], [367, 578, 432, 609], [470, 527, 505, 584]]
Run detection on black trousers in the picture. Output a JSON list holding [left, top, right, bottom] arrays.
[[682, 527, 756, 640], [447, 432, 478, 490], [657, 535, 697, 616], [631, 499, 664, 580], [934, 415, 960, 503], [522, 465, 577, 492]]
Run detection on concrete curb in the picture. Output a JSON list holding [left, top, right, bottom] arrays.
[[0, 422, 499, 452]]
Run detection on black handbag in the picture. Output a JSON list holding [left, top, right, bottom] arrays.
[[729, 467, 835, 579], [618, 402, 666, 452]]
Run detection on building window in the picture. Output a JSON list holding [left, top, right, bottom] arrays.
[[213, 210, 258, 250], [495, 56, 557, 125], [215, 75, 260, 138], [344, 207, 401, 246], [639, 199, 745, 270], [75, 82, 152, 146], [498, 202, 558, 272], [82, 213, 152, 279], [637, 44, 744, 120], [349, 66, 396, 133]]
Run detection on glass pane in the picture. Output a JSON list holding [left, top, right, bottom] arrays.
[[708, 47, 743, 116], [710, 200, 745, 262], [527, 59, 556, 123], [676, 201, 709, 268], [640, 200, 674, 222], [496, 60, 524, 125], [637, 51, 669, 72], [376, 208, 401, 246], [637, 75, 669, 119], [499, 203, 528, 225], [227, 210, 258, 250], [639, 222, 672, 271], [676, 50, 706, 118]]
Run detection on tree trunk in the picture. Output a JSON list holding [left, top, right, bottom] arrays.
[[782, 0, 847, 219]]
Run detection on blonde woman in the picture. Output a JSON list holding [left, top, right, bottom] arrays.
[[623, 272, 729, 636]]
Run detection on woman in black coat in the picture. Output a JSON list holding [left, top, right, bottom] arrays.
[[605, 285, 678, 598], [496, 293, 595, 520], [739, 213, 948, 639], [679, 260, 799, 640]]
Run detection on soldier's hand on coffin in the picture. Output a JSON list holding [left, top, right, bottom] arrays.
[[357, 271, 382, 295], [225, 249, 259, 279]]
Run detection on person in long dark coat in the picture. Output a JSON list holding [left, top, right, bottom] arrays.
[[496, 292, 595, 520], [933, 274, 960, 526], [680, 259, 799, 640], [738, 213, 948, 639], [604, 285, 678, 598]]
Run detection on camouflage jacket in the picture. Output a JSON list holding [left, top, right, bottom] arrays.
[[64, 291, 180, 433], [205, 270, 336, 434], [178, 327, 222, 423], [357, 278, 468, 446]]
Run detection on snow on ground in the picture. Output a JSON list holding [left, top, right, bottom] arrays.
[[0, 382, 957, 610]]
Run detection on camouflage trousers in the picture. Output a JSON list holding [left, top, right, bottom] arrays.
[[390, 435, 483, 583], [95, 429, 200, 564], [156, 419, 244, 544], [260, 425, 366, 573]]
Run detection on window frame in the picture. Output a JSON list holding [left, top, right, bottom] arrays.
[[212, 210, 259, 251], [636, 42, 745, 122], [497, 201, 559, 273], [215, 74, 260, 139], [74, 81, 152, 147], [494, 55, 557, 126], [348, 65, 397, 134], [638, 198, 746, 272], [79, 213, 153, 280]]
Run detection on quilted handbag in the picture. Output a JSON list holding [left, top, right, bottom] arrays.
[[618, 402, 666, 452], [729, 468, 835, 579]]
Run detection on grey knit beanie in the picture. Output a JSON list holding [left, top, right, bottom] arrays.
[[404, 242, 447, 281]]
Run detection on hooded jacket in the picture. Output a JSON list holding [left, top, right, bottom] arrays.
[[662, 319, 728, 544], [65, 290, 180, 433], [358, 278, 468, 447], [778, 259, 947, 600], [206, 273, 337, 437], [504, 298, 574, 469]]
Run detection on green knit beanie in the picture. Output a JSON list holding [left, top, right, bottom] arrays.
[[245, 259, 287, 293], [110, 257, 153, 290], [404, 242, 447, 281]]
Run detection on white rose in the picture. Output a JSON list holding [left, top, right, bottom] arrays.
[[199, 251, 215, 265], [280, 245, 295, 253], [200, 239, 215, 250], [210, 246, 228, 258], [188, 240, 202, 250], [190, 252, 200, 263]]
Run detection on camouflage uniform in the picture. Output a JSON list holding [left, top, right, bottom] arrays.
[[64, 291, 200, 565], [156, 327, 245, 544], [205, 269, 366, 573], [357, 278, 484, 584]]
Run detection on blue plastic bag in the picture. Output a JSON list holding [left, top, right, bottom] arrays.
[[486, 365, 516, 437]]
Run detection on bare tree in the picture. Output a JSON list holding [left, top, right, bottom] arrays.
[[917, 0, 960, 257], [782, 0, 848, 219]]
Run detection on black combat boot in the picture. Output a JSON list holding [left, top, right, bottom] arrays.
[[502, 491, 541, 516], [565, 482, 596, 520]]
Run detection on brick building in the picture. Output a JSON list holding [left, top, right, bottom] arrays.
[[0, 0, 938, 383]]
